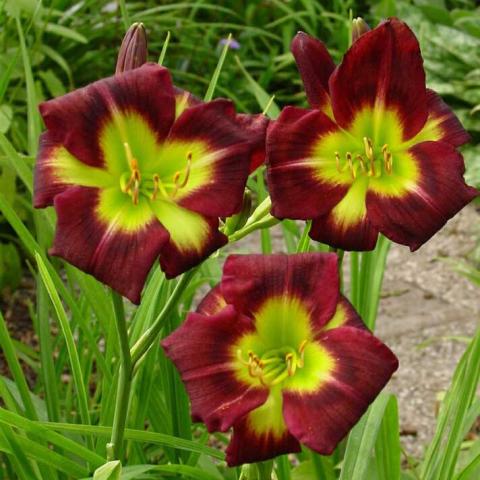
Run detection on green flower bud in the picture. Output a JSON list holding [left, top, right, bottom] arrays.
[[352, 17, 370, 43]]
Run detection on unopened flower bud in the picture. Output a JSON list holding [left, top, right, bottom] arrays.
[[115, 23, 148, 75], [224, 189, 253, 235], [352, 17, 370, 43]]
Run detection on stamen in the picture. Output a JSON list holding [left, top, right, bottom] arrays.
[[356, 155, 367, 172], [171, 152, 193, 198], [346, 152, 355, 179], [363, 137, 375, 176], [382, 144, 393, 174], [285, 352, 296, 376], [335, 151, 341, 172], [298, 340, 308, 368], [236, 349, 250, 366], [151, 174, 159, 200], [123, 142, 141, 204]]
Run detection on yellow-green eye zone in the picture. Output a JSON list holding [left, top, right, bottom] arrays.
[[98, 111, 213, 219], [312, 106, 418, 193], [232, 296, 336, 393], [247, 388, 287, 439]]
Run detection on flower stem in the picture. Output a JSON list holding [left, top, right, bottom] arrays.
[[107, 290, 132, 461], [130, 268, 198, 365], [296, 220, 312, 253]]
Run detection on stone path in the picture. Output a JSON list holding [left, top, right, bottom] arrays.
[[376, 206, 480, 457]]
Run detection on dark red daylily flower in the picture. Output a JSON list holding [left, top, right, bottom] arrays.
[[34, 63, 263, 304], [162, 253, 398, 466], [267, 18, 478, 251]]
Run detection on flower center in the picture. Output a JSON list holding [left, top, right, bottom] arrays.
[[335, 136, 393, 179], [119, 142, 192, 204], [237, 340, 308, 387]]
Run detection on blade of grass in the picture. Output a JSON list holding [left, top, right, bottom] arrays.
[[16, 15, 41, 156], [204, 32, 232, 101], [35, 253, 92, 447], [158, 31, 171, 65], [339, 393, 391, 480], [40, 422, 224, 459], [0, 311, 37, 419], [0, 407, 104, 467], [375, 395, 401, 480], [421, 327, 480, 480], [0, 132, 33, 194]]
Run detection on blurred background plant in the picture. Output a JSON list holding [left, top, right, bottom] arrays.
[[0, 1, 479, 479]]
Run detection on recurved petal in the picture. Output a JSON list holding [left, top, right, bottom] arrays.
[[221, 253, 339, 332], [283, 326, 398, 454], [196, 284, 227, 316], [34, 132, 114, 208], [161, 306, 269, 432], [406, 89, 470, 148], [266, 106, 348, 220], [235, 113, 269, 172], [174, 87, 268, 171], [149, 200, 227, 279], [309, 178, 379, 251], [322, 295, 366, 331], [39, 63, 175, 167], [329, 18, 427, 140], [291, 32, 335, 110], [50, 186, 168, 304], [226, 391, 301, 466], [366, 141, 479, 251], [158, 99, 252, 218], [174, 86, 202, 119]]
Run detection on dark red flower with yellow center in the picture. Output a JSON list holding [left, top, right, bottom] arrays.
[[34, 63, 262, 304], [267, 18, 478, 251], [162, 253, 398, 465]]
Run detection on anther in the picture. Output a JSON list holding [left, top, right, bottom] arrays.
[[236, 349, 250, 367], [363, 137, 374, 160], [346, 152, 355, 179], [382, 144, 393, 174], [285, 353, 296, 376], [172, 152, 193, 197], [356, 155, 367, 172], [363, 137, 376, 177], [123, 142, 141, 204], [151, 174, 160, 200], [335, 151, 341, 172]]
